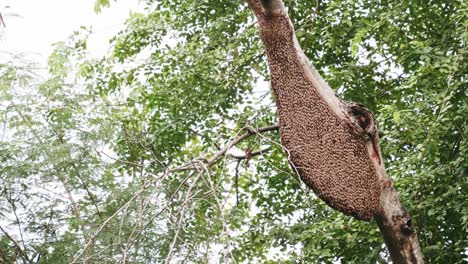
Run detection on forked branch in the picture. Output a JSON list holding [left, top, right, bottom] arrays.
[[171, 124, 279, 172]]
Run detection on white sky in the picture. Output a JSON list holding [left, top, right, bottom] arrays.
[[1, 0, 142, 64]]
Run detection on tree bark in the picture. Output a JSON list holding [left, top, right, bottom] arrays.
[[246, 0, 424, 262]]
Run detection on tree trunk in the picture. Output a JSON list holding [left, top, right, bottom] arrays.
[[246, 0, 424, 262]]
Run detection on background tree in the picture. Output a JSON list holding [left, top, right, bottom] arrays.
[[0, 0, 466, 263]]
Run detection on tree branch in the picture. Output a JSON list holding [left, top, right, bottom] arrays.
[[171, 124, 279, 172], [0, 225, 30, 263], [230, 146, 273, 160], [247, 0, 424, 262]]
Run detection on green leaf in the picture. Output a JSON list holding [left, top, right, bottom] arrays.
[[393, 111, 400, 124]]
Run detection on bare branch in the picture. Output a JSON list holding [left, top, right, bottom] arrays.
[[171, 124, 279, 172], [0, 12, 6, 27], [230, 146, 273, 160]]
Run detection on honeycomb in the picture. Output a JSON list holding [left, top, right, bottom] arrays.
[[259, 15, 380, 220]]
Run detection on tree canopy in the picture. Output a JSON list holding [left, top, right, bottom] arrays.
[[0, 0, 466, 263]]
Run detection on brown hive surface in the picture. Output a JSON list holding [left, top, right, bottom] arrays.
[[259, 15, 380, 220]]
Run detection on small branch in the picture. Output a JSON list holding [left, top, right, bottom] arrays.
[[71, 178, 155, 264], [0, 226, 30, 263], [165, 173, 203, 264], [230, 146, 273, 160], [235, 160, 241, 205], [171, 125, 279, 172], [206, 125, 278, 165], [74, 166, 104, 221], [0, 12, 6, 27], [6, 196, 27, 255], [119, 171, 197, 260]]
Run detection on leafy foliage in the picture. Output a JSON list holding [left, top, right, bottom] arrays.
[[0, 0, 466, 263]]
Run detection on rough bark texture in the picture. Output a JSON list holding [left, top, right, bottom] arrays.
[[247, 0, 424, 262]]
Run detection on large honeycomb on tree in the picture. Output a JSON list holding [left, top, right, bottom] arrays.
[[258, 15, 381, 220]]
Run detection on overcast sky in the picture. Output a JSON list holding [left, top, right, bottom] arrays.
[[1, 0, 142, 64]]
